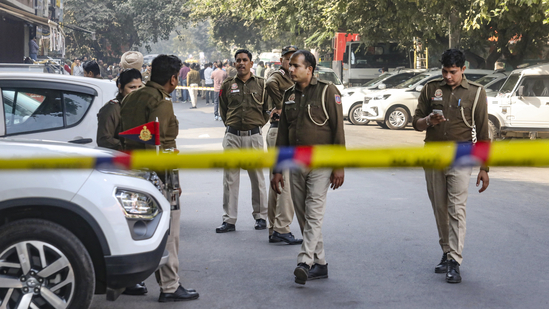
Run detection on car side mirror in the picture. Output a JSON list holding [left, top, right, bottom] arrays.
[[517, 85, 524, 97], [378, 83, 386, 90], [415, 85, 423, 92]]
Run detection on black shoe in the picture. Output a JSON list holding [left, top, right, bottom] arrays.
[[308, 263, 328, 280], [158, 285, 199, 302], [122, 282, 147, 295], [216, 222, 235, 233], [435, 252, 448, 273], [294, 263, 310, 285], [269, 234, 283, 243], [446, 259, 461, 283], [271, 231, 303, 245], [190, 106, 197, 109], [254, 219, 267, 230]]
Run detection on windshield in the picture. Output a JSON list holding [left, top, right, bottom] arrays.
[[362, 73, 391, 87], [396, 73, 430, 88], [316, 71, 342, 85], [475, 76, 498, 86], [499, 74, 521, 94]]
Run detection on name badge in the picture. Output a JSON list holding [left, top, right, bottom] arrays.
[[231, 89, 240, 93], [431, 97, 443, 101], [285, 100, 295, 104], [285, 93, 296, 104]]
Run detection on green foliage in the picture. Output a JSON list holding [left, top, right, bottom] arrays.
[[63, 0, 187, 61]]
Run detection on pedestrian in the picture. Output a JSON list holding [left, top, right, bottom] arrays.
[[112, 62, 120, 78], [211, 62, 227, 121], [412, 49, 490, 284], [204, 62, 214, 104], [73, 58, 84, 76], [199, 64, 206, 99], [226, 60, 237, 78], [142, 64, 152, 83], [256, 61, 265, 78], [217, 49, 269, 233], [265, 45, 302, 245], [82, 61, 102, 79], [187, 63, 200, 109], [64, 60, 72, 75], [264, 63, 274, 79], [98, 60, 107, 78], [29, 37, 39, 61], [97, 68, 143, 151], [179, 62, 191, 103], [271, 50, 345, 285], [119, 55, 199, 302]]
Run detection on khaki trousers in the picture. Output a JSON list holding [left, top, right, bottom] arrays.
[[155, 209, 180, 293], [424, 167, 472, 265], [266, 126, 295, 235], [290, 168, 331, 266], [222, 132, 267, 224], [189, 83, 198, 108]]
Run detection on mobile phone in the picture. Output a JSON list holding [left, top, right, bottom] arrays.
[[433, 109, 444, 116]]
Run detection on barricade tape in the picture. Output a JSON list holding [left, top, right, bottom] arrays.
[[176, 86, 216, 91], [1, 140, 549, 171]]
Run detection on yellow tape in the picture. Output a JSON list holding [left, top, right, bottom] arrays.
[[0, 140, 548, 170]]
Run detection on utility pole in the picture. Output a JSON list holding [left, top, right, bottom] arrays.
[[449, 8, 460, 49]]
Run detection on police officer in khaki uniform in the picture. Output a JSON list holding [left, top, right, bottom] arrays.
[[119, 55, 199, 302], [217, 49, 269, 233], [97, 69, 143, 151], [265, 45, 302, 245], [271, 50, 345, 285], [413, 49, 490, 284]]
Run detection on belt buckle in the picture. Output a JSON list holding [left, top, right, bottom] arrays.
[[240, 130, 251, 136]]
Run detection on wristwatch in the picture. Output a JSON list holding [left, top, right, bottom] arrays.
[[425, 116, 432, 127], [481, 166, 490, 173]]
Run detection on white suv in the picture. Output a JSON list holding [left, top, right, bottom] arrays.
[[488, 63, 549, 140], [0, 73, 118, 146], [363, 69, 494, 129], [0, 139, 170, 308]]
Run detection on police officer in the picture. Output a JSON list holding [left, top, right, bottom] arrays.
[[97, 69, 143, 150], [265, 45, 302, 245], [119, 55, 199, 302], [217, 49, 269, 233], [412, 49, 490, 284], [271, 50, 345, 285]]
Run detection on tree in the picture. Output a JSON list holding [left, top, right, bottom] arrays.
[[63, 0, 187, 61]]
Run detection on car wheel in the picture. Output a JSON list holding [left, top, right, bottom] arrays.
[[348, 104, 370, 125], [488, 119, 500, 142], [0, 219, 94, 309], [376, 121, 388, 129], [385, 107, 409, 130]]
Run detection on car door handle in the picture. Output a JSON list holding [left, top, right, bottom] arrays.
[[68, 138, 93, 144]]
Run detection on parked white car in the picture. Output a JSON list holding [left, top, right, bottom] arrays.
[[474, 70, 509, 97], [0, 73, 118, 146], [0, 139, 170, 308], [315, 66, 344, 93], [341, 69, 424, 125], [488, 63, 549, 140], [363, 69, 494, 129]]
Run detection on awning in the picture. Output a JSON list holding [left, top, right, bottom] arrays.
[[0, 3, 50, 27]]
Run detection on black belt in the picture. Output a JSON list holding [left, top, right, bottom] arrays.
[[226, 126, 261, 136], [270, 122, 279, 128]]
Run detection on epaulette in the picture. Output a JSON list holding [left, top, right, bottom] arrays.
[[424, 77, 444, 86], [317, 79, 333, 85], [468, 80, 483, 88]]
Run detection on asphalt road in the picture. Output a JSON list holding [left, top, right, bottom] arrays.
[[92, 97, 549, 309]]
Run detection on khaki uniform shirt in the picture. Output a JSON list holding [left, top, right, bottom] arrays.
[[119, 81, 179, 150], [187, 69, 200, 86], [276, 77, 345, 146], [412, 77, 489, 142], [266, 68, 294, 110], [219, 74, 269, 130], [97, 93, 124, 150]]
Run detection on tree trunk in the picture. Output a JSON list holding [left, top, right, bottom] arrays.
[[449, 8, 460, 49]]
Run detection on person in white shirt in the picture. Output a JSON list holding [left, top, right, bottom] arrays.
[[204, 62, 214, 104]]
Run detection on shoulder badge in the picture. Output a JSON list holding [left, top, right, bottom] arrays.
[[434, 89, 443, 97], [231, 83, 238, 90], [289, 93, 295, 101], [335, 94, 341, 104], [108, 99, 119, 105], [139, 126, 152, 142], [279, 69, 285, 76]]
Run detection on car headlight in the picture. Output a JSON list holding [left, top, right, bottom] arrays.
[[115, 189, 160, 220], [374, 94, 391, 100]]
